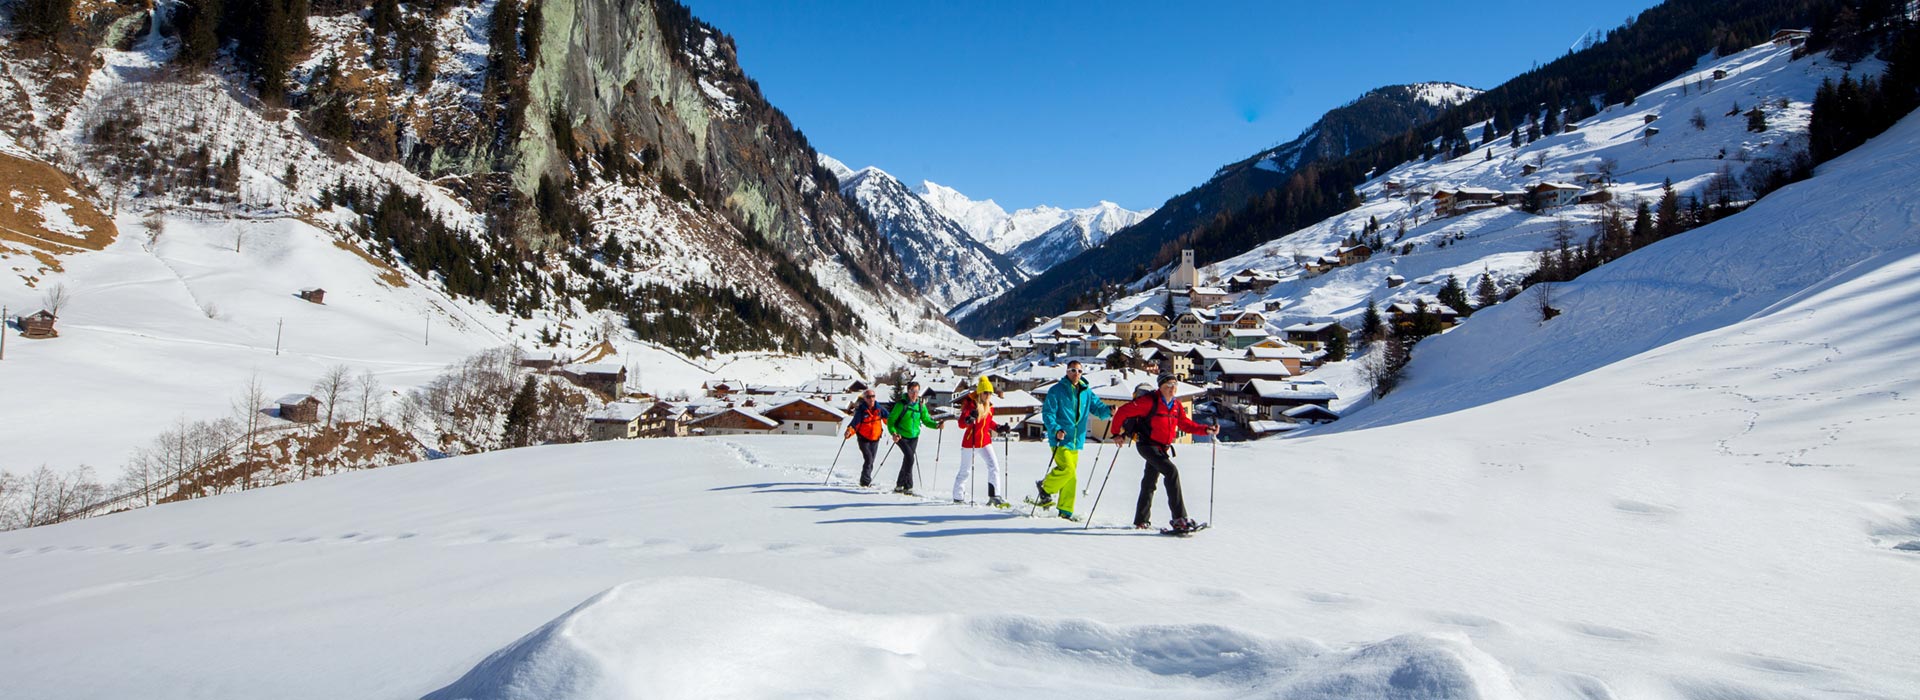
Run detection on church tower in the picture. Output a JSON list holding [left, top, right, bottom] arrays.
[[1169, 249, 1198, 291]]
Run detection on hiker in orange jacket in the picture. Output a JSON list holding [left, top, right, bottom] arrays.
[[844, 389, 887, 488]]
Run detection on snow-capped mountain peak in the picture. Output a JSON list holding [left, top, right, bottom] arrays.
[[1406, 81, 1482, 108], [916, 181, 1154, 277]]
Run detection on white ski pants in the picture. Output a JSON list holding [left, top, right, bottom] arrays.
[[952, 446, 1003, 501]]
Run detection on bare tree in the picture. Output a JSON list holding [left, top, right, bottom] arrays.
[[41, 283, 71, 317], [313, 364, 353, 427], [234, 373, 267, 487], [1535, 283, 1560, 322], [354, 369, 384, 423]]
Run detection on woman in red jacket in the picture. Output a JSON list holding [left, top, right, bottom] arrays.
[[950, 377, 1006, 506], [1108, 374, 1215, 532]]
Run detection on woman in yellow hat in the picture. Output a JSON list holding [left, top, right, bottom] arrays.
[[950, 376, 1005, 506]]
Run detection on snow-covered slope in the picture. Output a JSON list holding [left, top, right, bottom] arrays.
[[917, 181, 1153, 276], [1341, 101, 1920, 434], [1195, 42, 1849, 342], [960, 81, 1473, 337], [826, 162, 1027, 313], [5, 187, 1918, 699]]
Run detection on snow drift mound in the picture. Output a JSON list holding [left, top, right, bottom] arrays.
[[1339, 111, 1920, 432], [424, 578, 1520, 700]]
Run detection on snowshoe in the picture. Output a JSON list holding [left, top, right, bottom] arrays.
[[988, 496, 1009, 509], [892, 486, 915, 496], [1032, 480, 1053, 505], [1057, 510, 1081, 522], [1022, 495, 1055, 510], [1161, 519, 1209, 537]]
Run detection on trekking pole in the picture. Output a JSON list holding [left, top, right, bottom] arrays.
[[1084, 439, 1105, 496], [878, 440, 896, 489], [1003, 424, 1011, 504], [933, 422, 944, 496], [1209, 419, 1219, 526], [821, 434, 850, 485], [1082, 441, 1126, 530]]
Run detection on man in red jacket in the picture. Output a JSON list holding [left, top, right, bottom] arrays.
[[1108, 374, 1215, 532]]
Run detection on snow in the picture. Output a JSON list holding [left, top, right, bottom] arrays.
[[916, 180, 1154, 275]]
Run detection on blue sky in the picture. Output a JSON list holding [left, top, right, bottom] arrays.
[[681, 1, 1662, 210]]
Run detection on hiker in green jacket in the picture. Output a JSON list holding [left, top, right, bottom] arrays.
[[886, 381, 944, 494]]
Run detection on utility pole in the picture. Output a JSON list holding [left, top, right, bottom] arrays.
[[1, 305, 7, 360], [275, 318, 283, 356]]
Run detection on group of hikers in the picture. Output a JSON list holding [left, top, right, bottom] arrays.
[[842, 360, 1215, 534]]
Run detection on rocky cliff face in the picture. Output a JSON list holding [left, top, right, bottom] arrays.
[[0, 0, 959, 363]]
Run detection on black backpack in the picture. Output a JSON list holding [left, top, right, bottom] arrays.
[[1120, 397, 1163, 444]]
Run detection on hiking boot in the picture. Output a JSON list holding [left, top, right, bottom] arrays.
[[1133, 522, 1152, 530], [1058, 510, 1079, 522], [1169, 518, 1200, 533], [1032, 480, 1053, 506], [893, 486, 914, 495]]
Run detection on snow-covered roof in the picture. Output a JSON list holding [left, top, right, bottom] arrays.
[[1247, 379, 1338, 401], [691, 408, 779, 428], [1226, 328, 1269, 338], [275, 393, 316, 406], [768, 397, 850, 421], [1213, 359, 1294, 378], [1248, 420, 1301, 434], [1247, 346, 1310, 361], [1089, 373, 1206, 402], [1534, 181, 1583, 191], [587, 402, 652, 422], [1191, 286, 1229, 296], [1282, 321, 1337, 333], [1283, 404, 1342, 420], [563, 362, 626, 376]]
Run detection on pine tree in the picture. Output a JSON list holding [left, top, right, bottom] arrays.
[[1509, 126, 1522, 149], [14, 0, 70, 42], [1324, 324, 1350, 362], [1438, 274, 1472, 316], [1360, 298, 1384, 344], [1474, 272, 1499, 309], [503, 376, 539, 447], [1543, 104, 1560, 135], [1746, 105, 1768, 132], [1480, 121, 1496, 145], [1632, 199, 1655, 245], [177, 0, 224, 67], [1655, 179, 1682, 239]]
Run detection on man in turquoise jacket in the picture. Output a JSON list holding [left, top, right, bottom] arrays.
[[1030, 361, 1112, 519]]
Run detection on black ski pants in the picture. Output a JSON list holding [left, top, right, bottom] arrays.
[[1133, 442, 1188, 526], [894, 437, 920, 490], [856, 438, 880, 487]]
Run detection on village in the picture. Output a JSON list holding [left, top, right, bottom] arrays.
[[539, 245, 1463, 445]]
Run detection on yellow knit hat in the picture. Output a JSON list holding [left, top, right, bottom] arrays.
[[976, 376, 994, 394]]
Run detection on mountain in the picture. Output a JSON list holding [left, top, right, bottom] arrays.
[[0, 0, 970, 477], [962, 0, 1859, 338], [958, 81, 1477, 336], [915, 183, 1153, 276], [9, 92, 1920, 694], [822, 158, 1028, 313], [0, 0, 957, 362]]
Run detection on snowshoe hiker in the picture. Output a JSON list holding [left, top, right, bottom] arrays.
[[845, 389, 887, 488], [1108, 373, 1216, 533], [886, 381, 942, 495], [950, 376, 1007, 506], [1032, 360, 1112, 521]]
